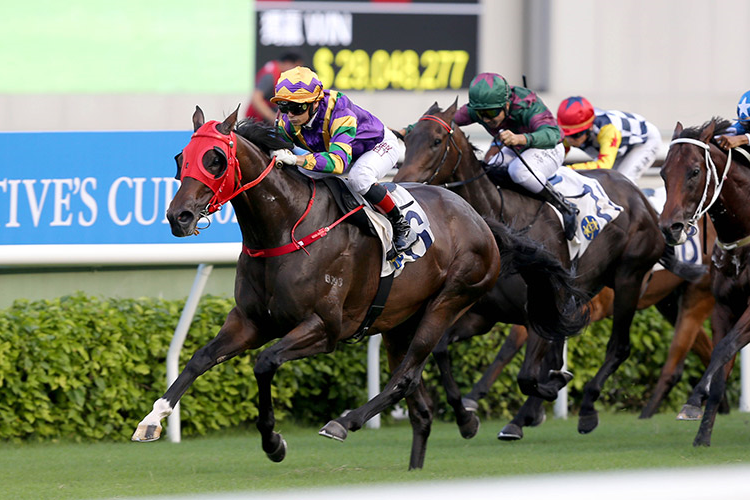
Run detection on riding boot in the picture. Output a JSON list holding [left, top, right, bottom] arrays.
[[364, 183, 418, 253], [539, 182, 579, 241]]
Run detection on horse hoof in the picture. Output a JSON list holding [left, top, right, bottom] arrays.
[[131, 423, 162, 442], [676, 404, 703, 421], [497, 423, 523, 441], [549, 369, 574, 385], [459, 413, 480, 439], [266, 434, 287, 463], [319, 420, 348, 442], [462, 397, 479, 413], [578, 412, 598, 434]]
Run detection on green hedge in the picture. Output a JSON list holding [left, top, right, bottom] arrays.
[[0, 293, 736, 442]]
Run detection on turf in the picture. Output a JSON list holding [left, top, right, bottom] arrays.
[[1, 411, 749, 499]]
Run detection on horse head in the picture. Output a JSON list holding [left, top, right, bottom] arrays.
[[660, 118, 724, 245], [167, 106, 245, 237], [393, 99, 466, 185]]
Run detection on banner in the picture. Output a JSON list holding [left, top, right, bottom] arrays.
[[0, 131, 241, 247]]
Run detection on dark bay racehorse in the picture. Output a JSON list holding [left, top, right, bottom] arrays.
[[464, 215, 717, 422], [393, 102, 705, 438], [660, 118, 750, 446], [131, 106, 584, 470]]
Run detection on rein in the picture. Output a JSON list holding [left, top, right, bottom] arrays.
[[419, 115, 464, 185], [242, 177, 364, 258]]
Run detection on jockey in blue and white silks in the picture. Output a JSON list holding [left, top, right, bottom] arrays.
[[717, 90, 750, 150]]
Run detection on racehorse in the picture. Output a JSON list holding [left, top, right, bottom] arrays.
[[131, 106, 586, 470], [660, 118, 750, 446], [393, 101, 705, 439], [463, 215, 717, 422]]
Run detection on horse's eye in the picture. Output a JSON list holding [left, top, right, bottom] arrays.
[[690, 168, 701, 179], [433, 138, 442, 147]]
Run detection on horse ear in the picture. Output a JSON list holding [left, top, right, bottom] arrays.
[[699, 120, 716, 142], [446, 97, 458, 114], [217, 105, 240, 135], [671, 121, 683, 140], [192, 106, 205, 132]]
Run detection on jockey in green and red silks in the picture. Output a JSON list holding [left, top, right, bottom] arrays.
[[270, 66, 417, 253]]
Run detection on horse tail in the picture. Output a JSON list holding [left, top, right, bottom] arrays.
[[658, 244, 707, 282], [483, 217, 590, 342]]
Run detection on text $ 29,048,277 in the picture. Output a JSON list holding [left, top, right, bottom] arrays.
[[313, 47, 470, 91]]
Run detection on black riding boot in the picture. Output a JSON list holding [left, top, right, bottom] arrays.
[[364, 183, 418, 253], [539, 182, 579, 241], [387, 206, 418, 252]]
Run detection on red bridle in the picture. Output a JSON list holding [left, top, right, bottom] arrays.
[[179, 120, 275, 214]]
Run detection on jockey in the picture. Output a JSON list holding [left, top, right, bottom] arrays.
[[455, 73, 578, 241], [269, 66, 418, 253], [716, 90, 750, 150], [557, 96, 662, 184]]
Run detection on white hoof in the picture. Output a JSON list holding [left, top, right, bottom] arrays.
[[132, 423, 162, 442]]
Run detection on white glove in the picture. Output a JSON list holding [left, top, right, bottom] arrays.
[[271, 149, 297, 166]]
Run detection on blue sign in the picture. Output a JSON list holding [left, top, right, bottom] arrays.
[[0, 131, 241, 245]]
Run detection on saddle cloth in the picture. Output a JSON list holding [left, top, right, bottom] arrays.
[[301, 170, 433, 278], [369, 183, 434, 277], [548, 167, 624, 261], [644, 186, 702, 269]]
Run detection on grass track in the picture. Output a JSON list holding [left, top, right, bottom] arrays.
[[2, 411, 749, 500]]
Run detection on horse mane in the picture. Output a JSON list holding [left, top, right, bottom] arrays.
[[679, 117, 750, 168], [679, 116, 732, 139], [235, 118, 293, 154]]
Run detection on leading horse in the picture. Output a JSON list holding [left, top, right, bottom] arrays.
[[660, 118, 749, 446], [393, 102, 705, 438], [131, 106, 586, 470]]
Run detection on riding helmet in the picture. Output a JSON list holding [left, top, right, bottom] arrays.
[[468, 73, 510, 111], [272, 66, 324, 103], [557, 96, 595, 136], [737, 90, 750, 124]]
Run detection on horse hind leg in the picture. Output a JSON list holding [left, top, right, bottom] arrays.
[[464, 324, 527, 411], [432, 332, 480, 439]]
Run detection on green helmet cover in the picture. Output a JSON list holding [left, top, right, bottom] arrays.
[[468, 73, 510, 110]]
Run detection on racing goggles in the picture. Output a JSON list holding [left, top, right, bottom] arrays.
[[277, 101, 310, 116], [476, 107, 504, 120]]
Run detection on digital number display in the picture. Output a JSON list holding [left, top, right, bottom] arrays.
[[256, 4, 479, 91], [313, 48, 469, 91]]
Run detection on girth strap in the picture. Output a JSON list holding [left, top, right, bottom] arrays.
[[345, 271, 395, 344]]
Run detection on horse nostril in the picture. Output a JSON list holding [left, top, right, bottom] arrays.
[[670, 222, 684, 234], [177, 211, 194, 225]]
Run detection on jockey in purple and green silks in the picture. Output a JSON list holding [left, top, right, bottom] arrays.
[[269, 66, 418, 253]]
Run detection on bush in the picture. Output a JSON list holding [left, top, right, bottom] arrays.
[[0, 293, 737, 442]]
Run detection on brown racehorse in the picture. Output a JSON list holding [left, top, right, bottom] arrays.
[[393, 102, 706, 439], [660, 118, 749, 446], [463, 215, 717, 425], [131, 106, 587, 470]]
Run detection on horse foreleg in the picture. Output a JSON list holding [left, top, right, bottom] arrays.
[[464, 324, 527, 411], [323, 308, 455, 448], [516, 330, 567, 401], [254, 315, 332, 462], [132, 308, 265, 442], [578, 277, 639, 434], [640, 288, 714, 419]]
